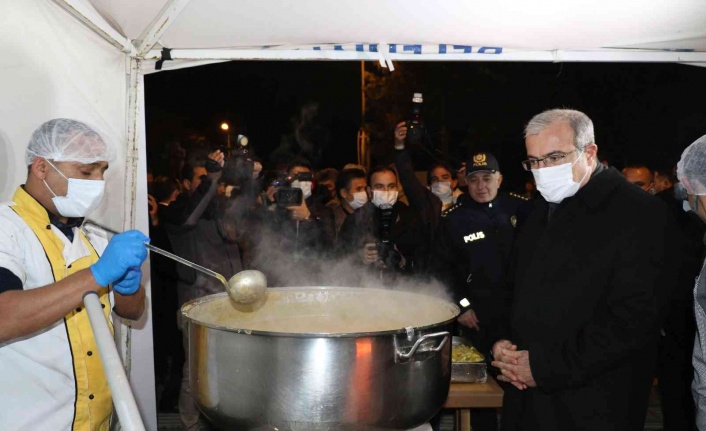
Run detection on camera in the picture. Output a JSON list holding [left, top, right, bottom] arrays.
[[406, 93, 424, 145], [220, 135, 253, 186], [220, 134, 249, 158], [376, 206, 401, 269], [274, 188, 303, 207], [272, 171, 313, 208]]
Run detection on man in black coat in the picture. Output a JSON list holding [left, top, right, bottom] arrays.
[[491, 109, 682, 431]]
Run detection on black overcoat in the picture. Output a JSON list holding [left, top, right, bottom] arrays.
[[501, 167, 682, 431]]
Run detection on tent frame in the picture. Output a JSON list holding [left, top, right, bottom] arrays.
[[50, 0, 134, 53], [134, 0, 191, 57], [143, 47, 706, 64]]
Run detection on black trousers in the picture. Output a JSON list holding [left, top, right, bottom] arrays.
[[657, 333, 696, 431]]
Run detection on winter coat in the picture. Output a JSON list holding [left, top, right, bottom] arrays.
[[500, 167, 683, 431]]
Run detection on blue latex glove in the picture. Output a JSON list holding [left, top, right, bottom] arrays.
[[113, 267, 142, 295], [90, 230, 149, 287]]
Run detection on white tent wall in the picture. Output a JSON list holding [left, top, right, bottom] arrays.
[[0, 1, 156, 429]]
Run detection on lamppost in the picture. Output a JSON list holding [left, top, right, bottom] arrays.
[[220, 122, 230, 149]]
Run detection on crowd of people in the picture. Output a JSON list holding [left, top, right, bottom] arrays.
[[2, 110, 706, 431], [145, 109, 706, 431]]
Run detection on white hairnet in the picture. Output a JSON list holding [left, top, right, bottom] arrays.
[[677, 134, 706, 195], [25, 118, 116, 166]]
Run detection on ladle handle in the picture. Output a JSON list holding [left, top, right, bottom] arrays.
[[81, 220, 229, 289], [144, 243, 228, 287]]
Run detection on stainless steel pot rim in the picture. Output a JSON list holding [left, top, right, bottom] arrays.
[[181, 286, 460, 338]]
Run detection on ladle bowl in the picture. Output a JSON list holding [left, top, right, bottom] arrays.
[[226, 270, 268, 305]]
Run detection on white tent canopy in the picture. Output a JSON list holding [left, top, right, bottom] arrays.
[[62, 0, 706, 70], [1, 1, 705, 429]]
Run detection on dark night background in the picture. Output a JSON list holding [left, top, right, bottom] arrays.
[[145, 61, 706, 192]]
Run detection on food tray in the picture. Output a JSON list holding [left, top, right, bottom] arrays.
[[451, 336, 487, 383]]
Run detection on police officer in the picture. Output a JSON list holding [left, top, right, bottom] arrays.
[[434, 152, 528, 431]]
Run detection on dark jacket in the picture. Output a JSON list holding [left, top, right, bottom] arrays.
[[394, 149, 441, 240], [500, 167, 682, 431], [162, 173, 243, 304], [338, 201, 426, 275], [655, 187, 705, 340], [254, 194, 335, 286], [435, 192, 529, 337], [266, 195, 335, 254]]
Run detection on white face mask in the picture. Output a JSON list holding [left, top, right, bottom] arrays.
[[531, 150, 588, 204], [291, 180, 312, 199], [349, 191, 368, 210], [44, 159, 105, 217], [372, 190, 398, 208], [431, 181, 453, 203]]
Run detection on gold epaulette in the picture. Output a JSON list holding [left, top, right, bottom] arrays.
[[509, 192, 529, 201], [441, 201, 463, 217]]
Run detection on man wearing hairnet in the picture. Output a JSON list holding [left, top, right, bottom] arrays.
[[0, 119, 149, 430], [678, 134, 706, 428]]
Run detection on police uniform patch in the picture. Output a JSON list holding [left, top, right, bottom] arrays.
[[463, 231, 485, 243], [511, 215, 517, 227]]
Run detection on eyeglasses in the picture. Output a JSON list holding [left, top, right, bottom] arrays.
[[521, 149, 581, 171]]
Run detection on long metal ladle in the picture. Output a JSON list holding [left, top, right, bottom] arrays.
[[82, 220, 267, 304]]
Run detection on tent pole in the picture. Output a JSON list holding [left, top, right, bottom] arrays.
[[49, 0, 135, 54], [124, 58, 142, 242], [118, 56, 142, 408], [135, 0, 192, 57], [124, 56, 159, 430], [142, 48, 706, 64]]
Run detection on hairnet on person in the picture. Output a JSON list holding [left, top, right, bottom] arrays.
[[25, 118, 116, 166], [677, 134, 706, 196]]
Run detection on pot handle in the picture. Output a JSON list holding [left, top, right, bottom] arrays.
[[396, 331, 449, 361]]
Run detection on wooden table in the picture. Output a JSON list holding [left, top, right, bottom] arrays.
[[443, 377, 504, 431]]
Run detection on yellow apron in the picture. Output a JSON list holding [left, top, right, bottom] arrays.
[[11, 187, 113, 431]]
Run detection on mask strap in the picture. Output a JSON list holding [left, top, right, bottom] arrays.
[[570, 149, 585, 168], [44, 180, 59, 198], [573, 149, 591, 185], [44, 159, 69, 181], [42, 159, 69, 198]]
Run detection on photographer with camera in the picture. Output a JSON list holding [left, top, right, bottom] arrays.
[[392, 121, 469, 274], [338, 166, 426, 279], [259, 158, 335, 284]]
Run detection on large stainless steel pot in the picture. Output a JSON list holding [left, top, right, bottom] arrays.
[[181, 287, 459, 431]]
